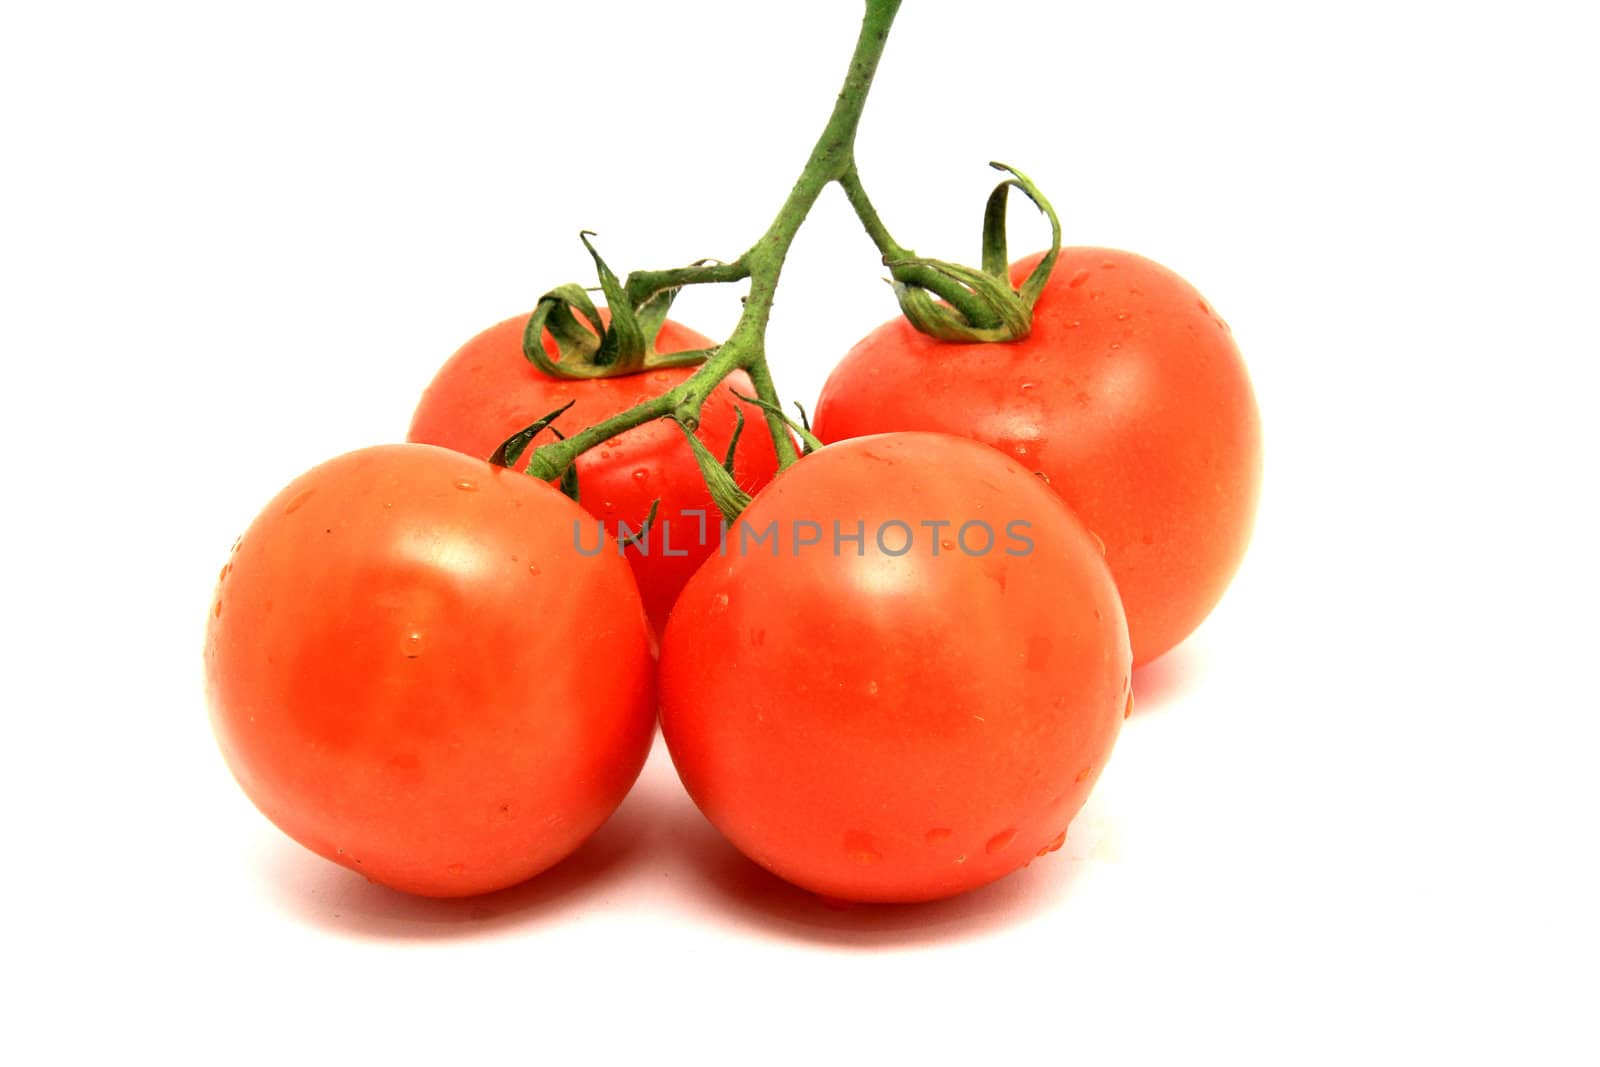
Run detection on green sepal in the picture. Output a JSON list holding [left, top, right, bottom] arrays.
[[890, 257, 1031, 343], [731, 391, 824, 454], [982, 162, 1062, 308], [721, 406, 747, 476], [674, 419, 753, 523], [580, 231, 645, 369], [519, 233, 715, 380], [888, 162, 1063, 344], [617, 498, 661, 551], [494, 410, 581, 504], [488, 399, 577, 468]]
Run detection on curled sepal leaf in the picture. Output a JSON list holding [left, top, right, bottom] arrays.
[[887, 162, 1063, 344], [889, 258, 1031, 343], [519, 232, 713, 380], [616, 498, 661, 552], [721, 406, 747, 476], [982, 162, 1062, 309], [507, 420, 581, 504], [731, 391, 824, 455], [673, 419, 752, 524], [488, 399, 577, 468]]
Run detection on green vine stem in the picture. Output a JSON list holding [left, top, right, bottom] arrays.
[[520, 0, 904, 483], [512, 0, 1060, 498], [510, 0, 1066, 490]]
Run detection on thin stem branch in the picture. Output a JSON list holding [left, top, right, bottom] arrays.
[[524, 363, 720, 480], [839, 165, 906, 260], [624, 259, 750, 307], [841, 164, 1000, 328]]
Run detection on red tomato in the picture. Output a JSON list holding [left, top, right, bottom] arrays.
[[205, 444, 656, 898], [659, 433, 1130, 903], [408, 312, 782, 632], [813, 248, 1262, 667]]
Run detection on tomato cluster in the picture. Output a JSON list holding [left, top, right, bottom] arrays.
[[204, 249, 1257, 904]]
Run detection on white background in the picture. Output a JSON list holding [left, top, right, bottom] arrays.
[[4, 0, 1597, 1062]]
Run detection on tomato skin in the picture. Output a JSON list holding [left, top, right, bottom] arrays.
[[204, 444, 655, 898], [408, 312, 782, 633], [659, 433, 1130, 903], [813, 248, 1262, 667]]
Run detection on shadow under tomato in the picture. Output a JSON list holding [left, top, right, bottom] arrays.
[[1131, 638, 1212, 716], [658, 785, 1095, 949], [256, 786, 653, 941]]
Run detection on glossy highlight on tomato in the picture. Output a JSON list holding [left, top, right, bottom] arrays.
[[408, 311, 782, 632], [659, 432, 1131, 903], [204, 444, 656, 897], [814, 248, 1261, 667]]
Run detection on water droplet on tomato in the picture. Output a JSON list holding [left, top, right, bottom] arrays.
[[446, 863, 465, 876], [1038, 830, 1068, 856], [940, 539, 955, 551], [213, 599, 222, 618], [402, 631, 425, 658], [867, 680, 879, 696], [454, 479, 477, 492], [632, 468, 648, 482], [986, 828, 1017, 854], [1067, 319, 1082, 328], [1109, 341, 1122, 350], [1115, 310, 1131, 321], [712, 592, 730, 613], [1101, 260, 1117, 269], [600, 450, 612, 460], [284, 489, 316, 515], [925, 827, 953, 845], [1124, 691, 1136, 718], [1068, 269, 1090, 288], [1089, 531, 1106, 556], [528, 563, 541, 576], [1034, 470, 1051, 485], [844, 831, 882, 866], [1019, 381, 1037, 393]]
